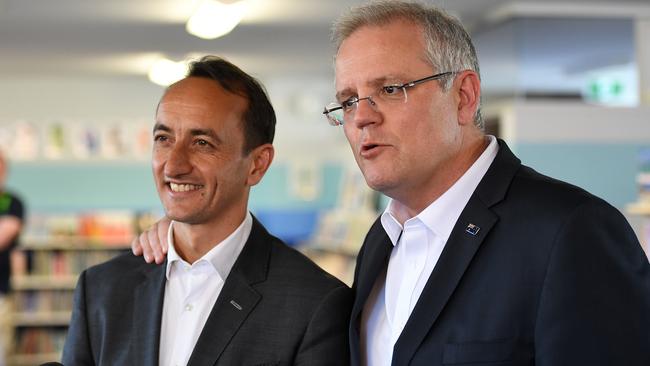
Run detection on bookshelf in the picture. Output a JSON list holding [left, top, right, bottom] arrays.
[[299, 166, 379, 286], [8, 239, 130, 366], [5, 210, 159, 366], [627, 202, 650, 261], [626, 166, 650, 260]]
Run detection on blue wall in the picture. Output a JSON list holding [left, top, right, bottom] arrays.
[[6, 161, 344, 244], [8, 144, 644, 212], [8, 161, 159, 212], [7, 143, 645, 243], [7, 161, 343, 212], [515, 143, 647, 209]]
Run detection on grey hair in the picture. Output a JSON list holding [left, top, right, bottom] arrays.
[[332, 0, 483, 129]]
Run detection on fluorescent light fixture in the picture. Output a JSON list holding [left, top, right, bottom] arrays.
[[148, 58, 188, 86], [186, 0, 248, 40]]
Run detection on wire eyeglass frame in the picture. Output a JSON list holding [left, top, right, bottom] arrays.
[[322, 71, 455, 126]]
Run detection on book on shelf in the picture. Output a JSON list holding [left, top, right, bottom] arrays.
[[14, 290, 73, 314], [7, 210, 161, 364], [26, 250, 124, 277], [21, 210, 162, 247], [14, 328, 66, 355]]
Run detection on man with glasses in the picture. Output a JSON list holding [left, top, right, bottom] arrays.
[[134, 1, 650, 365], [328, 2, 649, 365]]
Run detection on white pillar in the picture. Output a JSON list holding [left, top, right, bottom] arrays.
[[636, 18, 650, 106]]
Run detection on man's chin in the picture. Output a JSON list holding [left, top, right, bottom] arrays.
[[363, 171, 391, 191], [165, 211, 202, 226]]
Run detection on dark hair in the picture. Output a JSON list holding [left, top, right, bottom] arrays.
[[186, 56, 276, 154]]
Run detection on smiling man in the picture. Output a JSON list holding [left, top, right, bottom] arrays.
[[62, 56, 352, 366]]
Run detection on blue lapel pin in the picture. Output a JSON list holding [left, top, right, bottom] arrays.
[[465, 223, 480, 236]]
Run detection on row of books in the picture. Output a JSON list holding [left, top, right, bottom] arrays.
[[14, 290, 74, 313], [637, 173, 650, 204], [24, 250, 127, 277], [14, 328, 67, 355], [23, 211, 160, 246], [635, 149, 650, 203]]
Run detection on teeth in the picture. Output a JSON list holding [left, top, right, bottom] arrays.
[[170, 183, 201, 192]]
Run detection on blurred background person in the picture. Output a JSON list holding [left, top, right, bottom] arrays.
[[0, 150, 25, 366]]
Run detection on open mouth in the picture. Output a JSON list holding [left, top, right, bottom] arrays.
[[362, 143, 379, 152], [169, 183, 202, 192]]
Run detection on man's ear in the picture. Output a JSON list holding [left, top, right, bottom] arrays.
[[246, 143, 274, 186], [455, 70, 481, 126]]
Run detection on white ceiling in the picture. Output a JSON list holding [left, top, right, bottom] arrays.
[[0, 0, 649, 165], [1, 0, 649, 81]]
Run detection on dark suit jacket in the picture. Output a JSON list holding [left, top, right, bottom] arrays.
[[350, 140, 650, 366], [62, 218, 352, 366]]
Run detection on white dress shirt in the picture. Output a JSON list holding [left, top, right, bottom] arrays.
[[159, 212, 252, 366], [361, 136, 498, 366]]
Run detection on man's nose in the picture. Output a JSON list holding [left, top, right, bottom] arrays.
[[350, 96, 380, 129], [164, 144, 192, 177]]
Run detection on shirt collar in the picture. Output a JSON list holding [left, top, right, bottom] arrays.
[[165, 212, 253, 280], [381, 135, 499, 245]]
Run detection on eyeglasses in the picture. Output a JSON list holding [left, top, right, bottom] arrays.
[[322, 71, 455, 126]]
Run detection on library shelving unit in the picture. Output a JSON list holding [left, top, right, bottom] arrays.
[[300, 207, 376, 286], [8, 237, 130, 366], [627, 201, 650, 260], [627, 170, 650, 260], [8, 236, 130, 366], [5, 208, 156, 366], [299, 167, 379, 286]]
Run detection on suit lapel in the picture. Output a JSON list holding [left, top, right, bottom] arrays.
[[392, 197, 498, 365], [131, 262, 167, 366], [186, 217, 269, 366], [350, 218, 393, 365], [352, 219, 394, 319], [392, 139, 521, 365], [187, 274, 261, 366]]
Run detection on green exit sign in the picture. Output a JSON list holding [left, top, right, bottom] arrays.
[[582, 65, 638, 106]]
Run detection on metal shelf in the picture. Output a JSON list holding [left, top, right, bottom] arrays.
[[627, 202, 650, 216], [11, 276, 78, 290], [19, 237, 131, 251], [12, 312, 72, 327], [9, 352, 61, 366]]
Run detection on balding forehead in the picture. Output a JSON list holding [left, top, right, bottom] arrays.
[[164, 77, 220, 97], [159, 77, 246, 109]]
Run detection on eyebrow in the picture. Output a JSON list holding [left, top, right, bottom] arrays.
[[152, 123, 223, 144], [153, 122, 171, 134], [189, 128, 222, 144], [335, 75, 401, 101]]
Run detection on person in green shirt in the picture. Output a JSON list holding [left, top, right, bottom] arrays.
[[0, 150, 25, 366]]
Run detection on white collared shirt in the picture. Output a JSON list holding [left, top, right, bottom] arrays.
[[361, 136, 498, 366], [159, 212, 252, 366]]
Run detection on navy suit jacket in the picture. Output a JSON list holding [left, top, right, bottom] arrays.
[[350, 140, 650, 365], [63, 218, 352, 366]]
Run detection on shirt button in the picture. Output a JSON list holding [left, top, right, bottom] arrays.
[[185, 304, 193, 311]]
